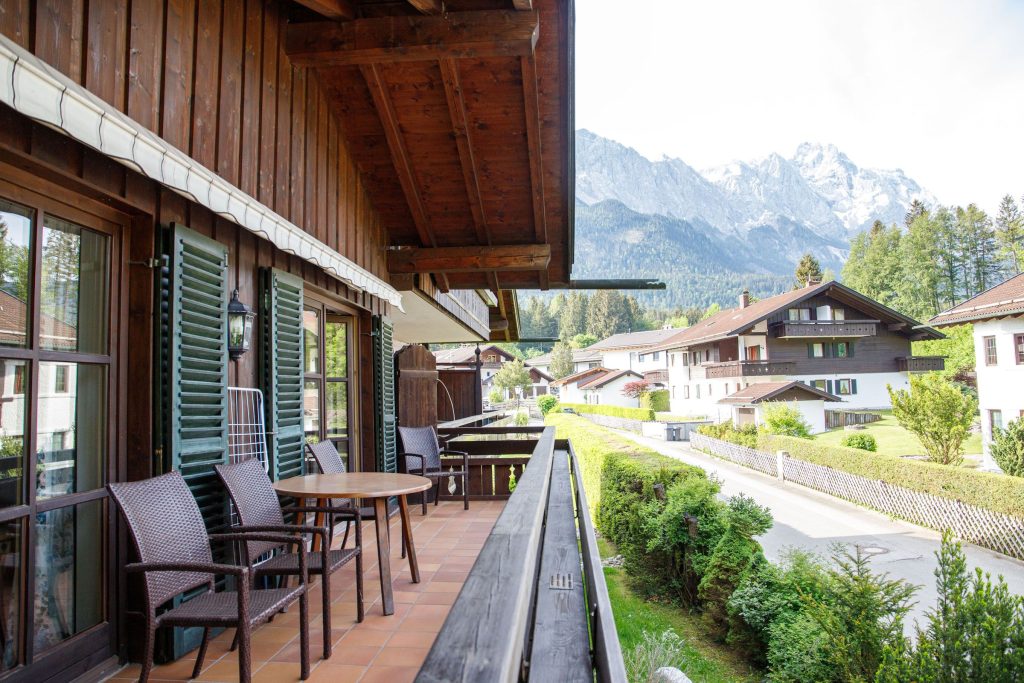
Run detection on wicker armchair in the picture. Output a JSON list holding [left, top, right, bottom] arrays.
[[215, 458, 363, 659], [108, 471, 310, 683], [397, 425, 470, 513]]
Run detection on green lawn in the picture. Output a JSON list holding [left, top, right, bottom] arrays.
[[814, 413, 982, 460], [600, 539, 760, 683]]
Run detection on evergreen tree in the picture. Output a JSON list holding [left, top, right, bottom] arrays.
[[586, 290, 633, 338], [558, 292, 588, 339], [522, 297, 557, 339], [933, 206, 962, 308], [841, 221, 902, 308], [956, 204, 999, 297], [793, 253, 823, 289], [548, 341, 574, 379], [904, 198, 928, 228], [897, 211, 942, 318], [995, 194, 1024, 274]]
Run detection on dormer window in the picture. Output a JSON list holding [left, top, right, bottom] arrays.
[[788, 308, 812, 321]]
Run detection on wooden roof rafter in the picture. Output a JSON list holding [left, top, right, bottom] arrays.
[[521, 54, 549, 289], [293, 0, 357, 20]]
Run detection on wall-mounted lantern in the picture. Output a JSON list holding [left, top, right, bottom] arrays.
[[228, 289, 256, 360]]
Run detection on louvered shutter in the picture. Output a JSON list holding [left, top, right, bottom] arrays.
[[261, 269, 305, 481], [848, 342, 855, 358], [373, 315, 397, 474], [851, 379, 858, 395], [826, 379, 834, 395], [167, 223, 230, 529]]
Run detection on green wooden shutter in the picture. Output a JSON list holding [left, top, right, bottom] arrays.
[[261, 269, 305, 481], [851, 379, 858, 395], [167, 223, 230, 530], [373, 315, 397, 474]]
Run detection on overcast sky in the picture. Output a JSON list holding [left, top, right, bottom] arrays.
[[575, 0, 1024, 210]]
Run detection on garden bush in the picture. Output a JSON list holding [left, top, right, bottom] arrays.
[[840, 432, 877, 451], [760, 403, 812, 438], [487, 389, 504, 404], [888, 373, 978, 465], [641, 389, 670, 413], [537, 394, 558, 416], [513, 411, 529, 426], [697, 421, 758, 448], [557, 402, 656, 421], [760, 434, 1024, 518], [991, 418, 1024, 477]]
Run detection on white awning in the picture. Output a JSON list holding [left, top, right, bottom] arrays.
[[0, 34, 403, 310]]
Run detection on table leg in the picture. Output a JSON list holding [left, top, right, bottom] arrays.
[[397, 495, 420, 584], [372, 497, 394, 615]]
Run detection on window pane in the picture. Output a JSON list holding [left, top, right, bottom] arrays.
[[37, 364, 106, 500], [303, 310, 320, 374], [326, 382, 347, 440], [41, 217, 109, 353], [0, 199, 33, 348], [324, 320, 348, 378], [303, 381, 320, 441], [33, 500, 104, 653], [0, 360, 27, 508], [0, 519, 21, 670]]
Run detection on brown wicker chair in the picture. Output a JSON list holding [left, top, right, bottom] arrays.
[[303, 440, 364, 549], [397, 425, 470, 513], [108, 471, 310, 683], [215, 458, 363, 659]]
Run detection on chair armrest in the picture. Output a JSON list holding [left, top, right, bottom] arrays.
[[209, 533, 309, 584], [285, 505, 361, 521], [439, 449, 468, 457], [125, 561, 248, 578], [401, 453, 427, 473]]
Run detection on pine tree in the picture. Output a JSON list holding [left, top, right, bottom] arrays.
[[956, 204, 999, 296], [898, 212, 942, 318], [548, 341, 574, 379], [933, 206, 962, 308], [586, 291, 633, 338], [995, 194, 1024, 274], [558, 292, 588, 339], [841, 221, 902, 308], [904, 198, 928, 228], [793, 253, 823, 289]]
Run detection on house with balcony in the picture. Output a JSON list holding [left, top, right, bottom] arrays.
[[526, 346, 602, 379], [930, 273, 1024, 471], [588, 328, 689, 379], [659, 282, 944, 424]]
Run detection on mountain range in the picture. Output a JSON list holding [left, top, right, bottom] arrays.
[[571, 130, 937, 308]]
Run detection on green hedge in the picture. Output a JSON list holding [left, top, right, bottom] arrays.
[[557, 402, 656, 422], [760, 434, 1024, 518], [641, 389, 670, 413]]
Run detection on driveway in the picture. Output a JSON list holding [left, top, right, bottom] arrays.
[[613, 430, 1024, 629]]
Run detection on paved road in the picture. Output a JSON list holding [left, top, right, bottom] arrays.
[[613, 429, 1024, 629]]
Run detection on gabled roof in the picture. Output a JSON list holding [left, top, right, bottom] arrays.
[[930, 273, 1024, 326], [549, 366, 609, 388], [718, 381, 841, 405], [588, 327, 688, 351], [433, 344, 513, 364], [526, 347, 601, 367], [578, 369, 642, 390], [657, 280, 941, 349]]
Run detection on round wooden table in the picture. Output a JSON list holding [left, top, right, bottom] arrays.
[[273, 473, 432, 616]]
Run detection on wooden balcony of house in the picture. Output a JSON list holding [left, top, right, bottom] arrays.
[[703, 360, 798, 379], [896, 356, 946, 372], [772, 319, 880, 338], [105, 426, 623, 683]]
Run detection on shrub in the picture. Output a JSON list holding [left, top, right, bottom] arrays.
[[876, 532, 1024, 682], [991, 418, 1024, 476], [537, 394, 559, 416], [760, 403, 812, 438], [641, 389, 670, 413], [840, 432, 877, 451], [513, 411, 529, 427], [697, 421, 758, 448], [759, 433, 1024, 518], [697, 495, 773, 639], [888, 373, 978, 465], [488, 389, 504, 404], [765, 612, 831, 682], [557, 402, 656, 421]]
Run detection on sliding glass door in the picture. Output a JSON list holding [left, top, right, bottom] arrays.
[[303, 297, 355, 466]]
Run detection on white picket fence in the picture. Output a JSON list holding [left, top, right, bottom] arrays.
[[690, 433, 1024, 561]]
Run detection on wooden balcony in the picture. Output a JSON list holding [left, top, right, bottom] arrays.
[[772, 319, 879, 338], [704, 360, 797, 379], [897, 356, 946, 372], [105, 426, 622, 683]]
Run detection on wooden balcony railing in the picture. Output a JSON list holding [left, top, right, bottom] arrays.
[[417, 426, 626, 682], [437, 425, 539, 500], [896, 356, 946, 372], [772, 320, 879, 338], [704, 360, 797, 378]]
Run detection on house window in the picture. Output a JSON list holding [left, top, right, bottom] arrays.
[[54, 365, 68, 393], [638, 353, 646, 362], [670, 354, 675, 367], [683, 385, 690, 399], [984, 336, 998, 366], [746, 345, 761, 361], [833, 308, 845, 320], [705, 349, 711, 362], [836, 379, 858, 395], [303, 301, 356, 457], [990, 409, 1003, 433], [809, 343, 825, 358], [811, 379, 828, 391], [695, 385, 701, 399], [788, 308, 811, 321], [834, 342, 851, 358], [652, 351, 661, 361], [1015, 334, 1024, 364], [707, 383, 712, 397]]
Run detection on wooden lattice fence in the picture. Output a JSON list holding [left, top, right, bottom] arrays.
[[692, 434, 1024, 560]]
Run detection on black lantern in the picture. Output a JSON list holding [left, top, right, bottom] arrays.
[[227, 289, 256, 360]]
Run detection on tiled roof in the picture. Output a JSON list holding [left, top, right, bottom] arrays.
[[526, 347, 601, 367], [718, 380, 841, 404], [433, 344, 512, 364], [0, 289, 76, 349], [578, 368, 642, 390], [549, 366, 609, 388], [929, 273, 1024, 326], [588, 327, 689, 351]]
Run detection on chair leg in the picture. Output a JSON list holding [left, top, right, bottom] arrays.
[[355, 548, 364, 622], [321, 568, 332, 660], [463, 474, 469, 510], [421, 485, 427, 515], [192, 627, 211, 679], [299, 587, 310, 680], [139, 624, 156, 683], [341, 521, 351, 550], [238, 622, 252, 683], [434, 476, 441, 506]]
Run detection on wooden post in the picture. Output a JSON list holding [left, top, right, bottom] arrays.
[[776, 451, 788, 481]]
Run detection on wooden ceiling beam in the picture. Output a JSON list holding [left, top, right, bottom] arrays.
[[512, 0, 533, 8], [293, 0, 357, 20], [407, 0, 444, 14], [388, 245, 551, 274], [440, 58, 489, 246], [521, 54, 548, 288], [286, 10, 539, 67]]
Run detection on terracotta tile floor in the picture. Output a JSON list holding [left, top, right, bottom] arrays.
[[106, 500, 504, 683]]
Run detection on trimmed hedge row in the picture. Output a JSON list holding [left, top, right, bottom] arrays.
[[760, 434, 1024, 518], [641, 389, 670, 413], [557, 402, 656, 422]]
